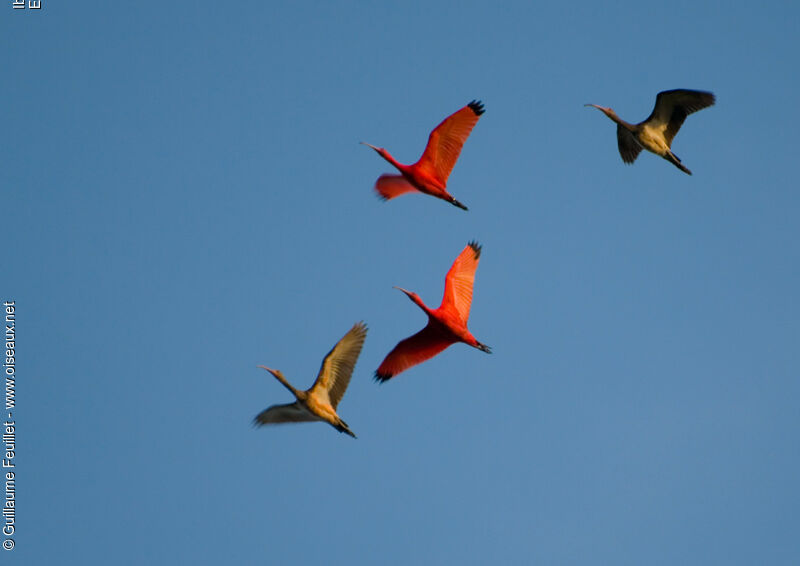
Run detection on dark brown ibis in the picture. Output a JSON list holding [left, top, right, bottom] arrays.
[[586, 89, 715, 175]]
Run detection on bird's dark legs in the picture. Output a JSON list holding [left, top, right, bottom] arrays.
[[450, 197, 468, 211], [666, 151, 692, 175], [335, 419, 357, 438]]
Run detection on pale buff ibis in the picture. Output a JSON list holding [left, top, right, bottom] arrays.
[[361, 100, 485, 210], [254, 322, 367, 438], [586, 89, 715, 175], [375, 242, 490, 382]]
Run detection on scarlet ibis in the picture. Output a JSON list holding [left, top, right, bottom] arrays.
[[254, 322, 367, 438], [361, 100, 485, 210], [375, 242, 490, 382], [586, 89, 715, 175]]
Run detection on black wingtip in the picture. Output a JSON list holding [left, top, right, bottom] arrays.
[[374, 370, 392, 384], [468, 100, 485, 116], [467, 240, 482, 259]]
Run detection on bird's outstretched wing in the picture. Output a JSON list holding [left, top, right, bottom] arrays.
[[310, 322, 367, 408], [254, 401, 318, 426], [441, 241, 482, 323], [644, 89, 715, 146], [617, 125, 643, 163], [375, 323, 455, 382], [417, 100, 484, 184], [374, 174, 419, 201]]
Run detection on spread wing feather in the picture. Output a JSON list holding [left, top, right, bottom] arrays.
[[644, 89, 715, 146], [374, 174, 419, 201], [441, 241, 482, 323], [254, 401, 318, 426], [310, 322, 367, 408], [617, 125, 643, 163], [416, 101, 484, 184], [374, 324, 455, 382]]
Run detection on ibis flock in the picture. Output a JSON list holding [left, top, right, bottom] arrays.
[[254, 90, 716, 436]]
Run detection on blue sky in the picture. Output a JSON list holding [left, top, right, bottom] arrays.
[[3, 1, 799, 564]]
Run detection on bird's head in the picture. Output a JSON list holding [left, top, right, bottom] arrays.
[[585, 104, 616, 120], [393, 286, 416, 299], [360, 141, 386, 156], [257, 365, 285, 381], [393, 286, 426, 307]]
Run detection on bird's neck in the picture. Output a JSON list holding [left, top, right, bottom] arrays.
[[406, 292, 433, 316], [378, 149, 406, 172], [607, 111, 635, 131], [272, 372, 301, 398]]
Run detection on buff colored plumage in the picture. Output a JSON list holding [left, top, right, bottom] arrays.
[[254, 322, 367, 437]]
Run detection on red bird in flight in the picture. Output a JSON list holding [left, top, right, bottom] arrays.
[[361, 100, 485, 211], [375, 242, 491, 382]]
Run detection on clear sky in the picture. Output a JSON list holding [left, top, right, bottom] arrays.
[[3, 1, 799, 564]]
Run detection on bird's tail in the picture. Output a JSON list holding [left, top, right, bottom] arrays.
[[666, 151, 692, 175]]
